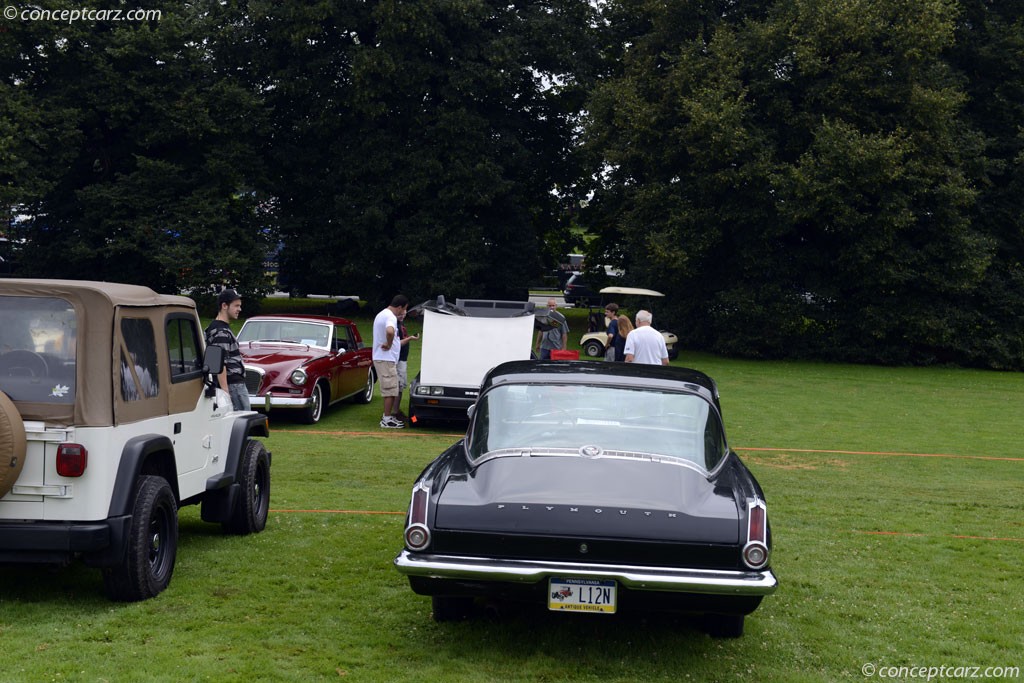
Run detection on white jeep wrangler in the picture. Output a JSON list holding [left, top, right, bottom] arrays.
[[0, 279, 271, 601]]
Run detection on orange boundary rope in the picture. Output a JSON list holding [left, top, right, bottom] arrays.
[[735, 446, 1024, 462], [272, 431, 1022, 462]]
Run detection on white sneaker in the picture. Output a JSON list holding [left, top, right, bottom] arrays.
[[380, 415, 405, 429]]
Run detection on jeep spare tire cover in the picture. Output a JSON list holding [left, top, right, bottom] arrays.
[[0, 390, 27, 498]]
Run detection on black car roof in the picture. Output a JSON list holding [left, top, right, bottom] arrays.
[[481, 360, 719, 401]]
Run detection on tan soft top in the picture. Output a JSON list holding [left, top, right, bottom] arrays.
[[0, 279, 194, 309], [0, 279, 198, 427]]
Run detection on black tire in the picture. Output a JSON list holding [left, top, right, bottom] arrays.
[[668, 347, 680, 361], [352, 367, 375, 404], [224, 439, 271, 535], [432, 595, 473, 622], [301, 381, 326, 424], [584, 340, 605, 358], [102, 475, 178, 602], [704, 613, 744, 638]]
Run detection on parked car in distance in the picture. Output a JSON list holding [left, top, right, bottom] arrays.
[[579, 287, 680, 360], [408, 297, 538, 425], [238, 314, 375, 424], [394, 360, 777, 637], [562, 273, 599, 306]]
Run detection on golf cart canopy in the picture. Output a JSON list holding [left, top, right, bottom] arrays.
[[599, 286, 665, 297]]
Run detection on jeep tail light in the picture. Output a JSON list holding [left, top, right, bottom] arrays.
[[57, 444, 88, 477], [405, 483, 431, 551], [742, 499, 769, 570]]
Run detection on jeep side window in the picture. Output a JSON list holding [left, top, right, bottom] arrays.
[[120, 318, 159, 401], [166, 317, 202, 379]]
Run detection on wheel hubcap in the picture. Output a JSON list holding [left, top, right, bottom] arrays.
[[149, 511, 166, 570]]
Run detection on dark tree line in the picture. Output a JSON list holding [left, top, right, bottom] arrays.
[[584, 0, 1024, 368], [2, 0, 1024, 367]]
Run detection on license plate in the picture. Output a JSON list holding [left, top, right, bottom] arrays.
[[548, 577, 617, 614]]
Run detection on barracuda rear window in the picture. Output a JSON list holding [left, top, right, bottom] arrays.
[[467, 383, 727, 470], [0, 296, 77, 403]]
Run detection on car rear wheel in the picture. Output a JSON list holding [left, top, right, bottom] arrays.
[[0, 390, 27, 499], [431, 595, 474, 622], [703, 613, 744, 638], [102, 475, 178, 602], [224, 439, 271, 535], [352, 367, 375, 404], [583, 340, 605, 358], [301, 382, 325, 424]]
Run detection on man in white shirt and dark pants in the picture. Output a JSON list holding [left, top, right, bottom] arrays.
[[624, 310, 670, 366], [373, 295, 409, 428]]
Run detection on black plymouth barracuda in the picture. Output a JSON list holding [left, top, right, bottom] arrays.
[[394, 360, 777, 637]]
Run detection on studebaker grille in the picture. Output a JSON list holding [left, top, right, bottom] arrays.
[[244, 367, 264, 395]]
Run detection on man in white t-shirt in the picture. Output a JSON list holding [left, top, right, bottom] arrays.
[[373, 295, 409, 428], [623, 310, 670, 366]]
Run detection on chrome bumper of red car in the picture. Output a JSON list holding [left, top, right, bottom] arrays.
[[394, 550, 777, 596], [247, 394, 302, 410]]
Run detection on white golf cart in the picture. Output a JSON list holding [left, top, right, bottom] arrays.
[[579, 286, 680, 360]]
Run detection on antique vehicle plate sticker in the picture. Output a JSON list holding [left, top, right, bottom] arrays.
[[547, 577, 617, 614]]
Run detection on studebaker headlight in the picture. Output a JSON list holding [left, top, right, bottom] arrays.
[[290, 368, 307, 386]]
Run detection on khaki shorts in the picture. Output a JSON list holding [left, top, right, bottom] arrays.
[[374, 360, 399, 397]]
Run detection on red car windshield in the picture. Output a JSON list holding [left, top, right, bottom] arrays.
[[238, 320, 331, 349]]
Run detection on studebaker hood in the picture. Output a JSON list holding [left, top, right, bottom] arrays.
[[434, 455, 739, 544], [239, 344, 325, 367]]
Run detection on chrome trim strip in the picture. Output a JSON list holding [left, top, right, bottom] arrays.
[[406, 481, 432, 549], [471, 447, 712, 477], [246, 395, 313, 409], [742, 497, 770, 570], [394, 550, 778, 596]]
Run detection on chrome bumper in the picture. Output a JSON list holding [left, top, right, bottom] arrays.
[[394, 550, 778, 596], [247, 394, 307, 410]]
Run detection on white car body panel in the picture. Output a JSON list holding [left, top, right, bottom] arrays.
[[419, 309, 534, 388]]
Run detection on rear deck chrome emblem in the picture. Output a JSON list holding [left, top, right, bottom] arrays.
[[580, 445, 602, 457]]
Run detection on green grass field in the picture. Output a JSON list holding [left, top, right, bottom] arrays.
[[2, 303, 1022, 680]]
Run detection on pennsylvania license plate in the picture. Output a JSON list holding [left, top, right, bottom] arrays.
[[548, 577, 617, 614]]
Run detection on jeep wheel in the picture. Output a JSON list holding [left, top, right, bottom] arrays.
[[584, 340, 605, 359], [102, 475, 178, 602], [301, 382, 325, 424], [0, 390, 27, 499], [224, 439, 271, 535], [352, 367, 375, 404]]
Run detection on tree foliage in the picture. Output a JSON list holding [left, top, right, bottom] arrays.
[[249, 0, 598, 305], [1, 2, 272, 301], [3, 0, 1024, 367], [584, 0, 1022, 367]]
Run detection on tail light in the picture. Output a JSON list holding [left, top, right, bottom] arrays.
[[56, 444, 88, 477], [742, 499, 769, 570], [404, 483, 431, 550]]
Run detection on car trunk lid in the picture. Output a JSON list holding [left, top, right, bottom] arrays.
[[434, 454, 739, 544]]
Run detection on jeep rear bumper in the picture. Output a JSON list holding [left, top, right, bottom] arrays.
[[0, 515, 131, 567]]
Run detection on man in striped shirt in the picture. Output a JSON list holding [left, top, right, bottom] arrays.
[[204, 288, 249, 411]]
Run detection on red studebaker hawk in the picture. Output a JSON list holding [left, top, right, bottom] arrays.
[[237, 314, 375, 424]]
